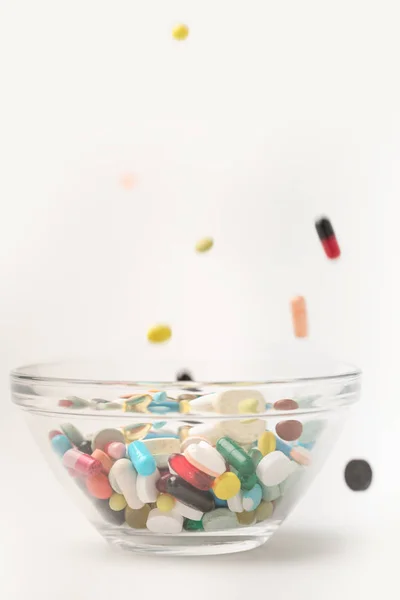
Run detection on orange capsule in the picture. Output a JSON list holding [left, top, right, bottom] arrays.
[[91, 449, 113, 474], [86, 473, 113, 499], [290, 296, 308, 338]]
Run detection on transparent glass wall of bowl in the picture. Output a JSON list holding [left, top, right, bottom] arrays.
[[11, 367, 360, 555]]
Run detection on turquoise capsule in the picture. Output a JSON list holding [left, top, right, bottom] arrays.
[[152, 421, 168, 430], [148, 401, 179, 413], [127, 441, 156, 476], [144, 432, 179, 440], [242, 483, 262, 512], [216, 437, 255, 476], [298, 420, 325, 444], [275, 437, 293, 458], [51, 434, 73, 457], [152, 391, 168, 403]]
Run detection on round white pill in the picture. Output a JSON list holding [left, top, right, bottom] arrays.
[[143, 437, 180, 456], [184, 440, 226, 477], [136, 468, 160, 503], [256, 451, 293, 486], [146, 508, 183, 534], [109, 458, 144, 509], [227, 492, 243, 513], [92, 428, 125, 452], [213, 389, 265, 414]]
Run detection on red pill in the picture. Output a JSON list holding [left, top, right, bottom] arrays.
[[86, 473, 113, 499], [58, 399, 74, 408], [62, 448, 103, 476], [315, 217, 341, 259], [156, 472, 171, 494], [168, 454, 215, 491]]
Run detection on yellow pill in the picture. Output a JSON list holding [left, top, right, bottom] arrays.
[[238, 398, 260, 414], [157, 494, 175, 512], [147, 324, 172, 343], [172, 24, 189, 41], [109, 493, 127, 512], [195, 237, 214, 253], [212, 472, 241, 500], [257, 431, 276, 456], [179, 400, 191, 414]]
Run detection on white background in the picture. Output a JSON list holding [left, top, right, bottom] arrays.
[[0, 0, 397, 597]]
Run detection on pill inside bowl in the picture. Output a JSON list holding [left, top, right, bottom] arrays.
[[11, 363, 361, 555]]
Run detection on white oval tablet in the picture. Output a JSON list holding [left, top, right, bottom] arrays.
[[108, 467, 123, 494], [188, 394, 216, 413], [256, 451, 293, 486], [143, 437, 180, 456], [219, 419, 265, 444], [109, 458, 144, 509], [136, 468, 160, 503], [227, 492, 243, 513], [187, 422, 223, 445], [173, 500, 204, 521], [213, 389, 265, 414], [180, 436, 206, 452], [184, 440, 226, 477], [146, 508, 183, 534]]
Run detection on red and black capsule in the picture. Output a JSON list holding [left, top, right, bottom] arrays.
[[315, 217, 341, 259]]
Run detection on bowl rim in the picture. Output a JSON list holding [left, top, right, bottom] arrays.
[[10, 360, 362, 387], [10, 360, 361, 419]]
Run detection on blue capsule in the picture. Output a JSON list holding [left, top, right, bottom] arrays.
[[127, 441, 156, 476], [51, 434, 73, 457]]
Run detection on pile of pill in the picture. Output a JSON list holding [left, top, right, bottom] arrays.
[[51, 387, 323, 533]]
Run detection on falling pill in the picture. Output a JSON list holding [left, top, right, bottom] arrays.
[[195, 237, 214, 253], [315, 217, 341, 259], [172, 24, 189, 41], [176, 370, 193, 382], [344, 459, 372, 491], [290, 296, 308, 338], [147, 324, 172, 344]]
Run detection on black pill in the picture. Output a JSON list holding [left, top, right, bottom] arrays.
[[344, 459, 372, 491], [166, 475, 215, 512], [176, 370, 193, 382], [78, 440, 93, 455]]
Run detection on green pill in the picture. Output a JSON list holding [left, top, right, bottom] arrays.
[[184, 518, 204, 531], [216, 437, 255, 476], [248, 448, 263, 468]]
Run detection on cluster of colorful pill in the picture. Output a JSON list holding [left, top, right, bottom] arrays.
[[49, 387, 324, 533]]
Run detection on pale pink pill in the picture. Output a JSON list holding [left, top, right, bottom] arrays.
[[105, 442, 126, 460], [290, 446, 312, 466]]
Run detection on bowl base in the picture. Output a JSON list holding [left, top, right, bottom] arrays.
[[100, 526, 274, 556]]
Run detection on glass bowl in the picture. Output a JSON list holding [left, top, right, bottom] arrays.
[[10, 357, 361, 556]]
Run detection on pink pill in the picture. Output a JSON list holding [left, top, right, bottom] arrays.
[[63, 448, 103, 476], [104, 442, 126, 460], [48, 430, 63, 441]]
